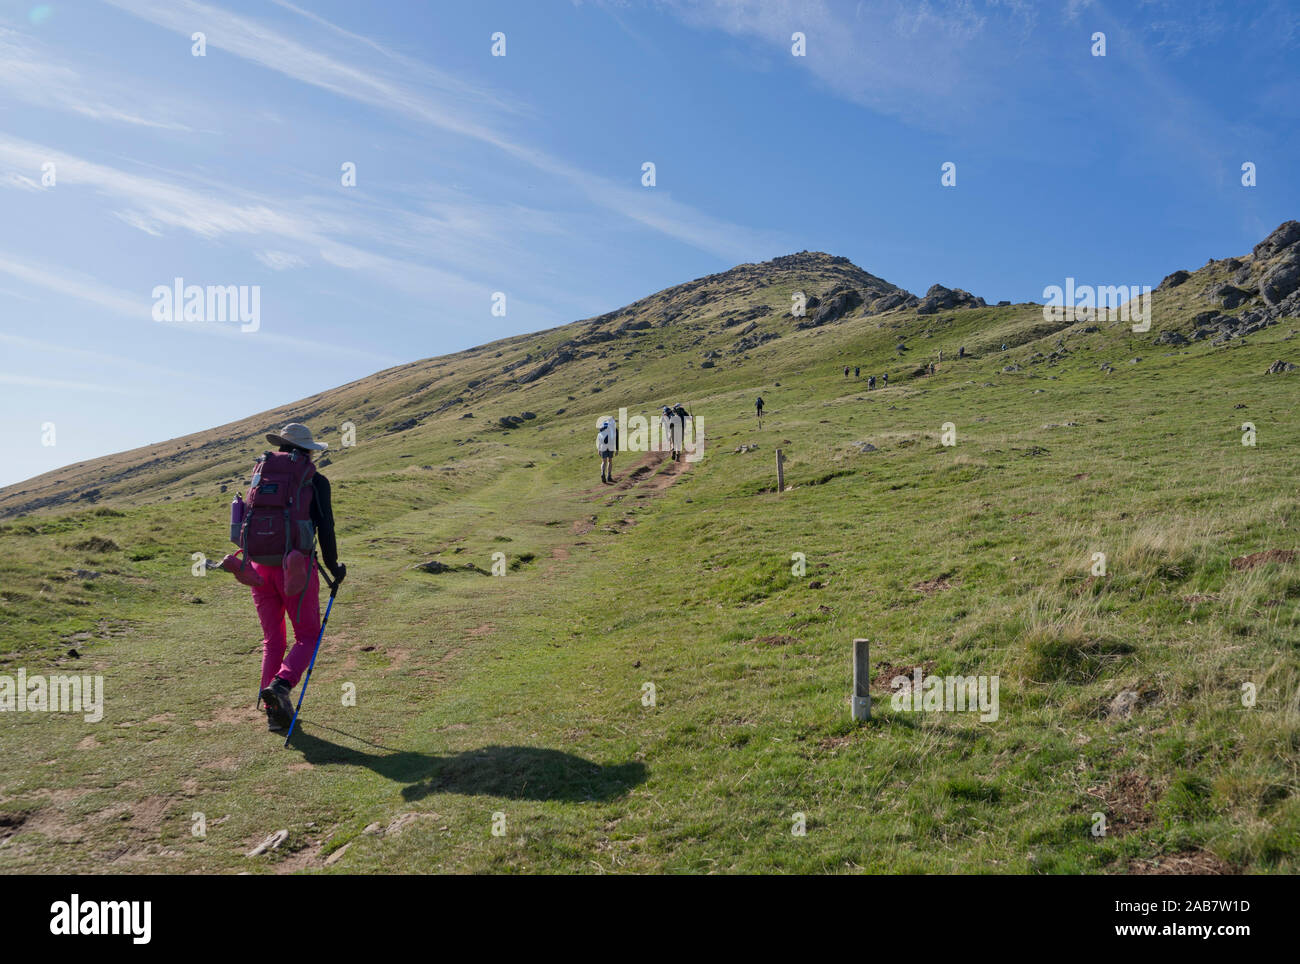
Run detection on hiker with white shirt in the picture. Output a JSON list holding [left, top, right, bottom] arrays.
[[660, 406, 679, 461], [597, 415, 619, 484]]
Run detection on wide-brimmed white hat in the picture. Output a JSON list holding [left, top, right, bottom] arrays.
[[266, 422, 328, 451]]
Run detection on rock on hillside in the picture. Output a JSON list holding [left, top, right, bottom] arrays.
[[916, 284, 986, 315], [1160, 221, 1300, 345]]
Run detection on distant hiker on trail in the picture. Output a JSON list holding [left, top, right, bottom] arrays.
[[843, 366, 850, 378], [223, 423, 346, 733], [755, 395, 765, 427], [597, 415, 618, 484], [868, 375, 876, 390], [661, 406, 679, 461], [958, 346, 966, 358], [882, 372, 888, 387], [854, 366, 860, 378], [672, 403, 692, 461]]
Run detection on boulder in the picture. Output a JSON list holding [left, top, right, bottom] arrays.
[[1207, 283, 1251, 310], [1260, 251, 1300, 305], [1252, 220, 1300, 260], [916, 284, 985, 315], [1157, 269, 1191, 290], [800, 285, 863, 328], [1267, 359, 1296, 374]]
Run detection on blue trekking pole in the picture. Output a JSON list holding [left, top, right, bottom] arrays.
[[284, 561, 344, 747]]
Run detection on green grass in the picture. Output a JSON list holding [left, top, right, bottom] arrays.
[[1, 253, 1298, 873]]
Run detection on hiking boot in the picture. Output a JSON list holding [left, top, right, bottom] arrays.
[[260, 679, 294, 730]]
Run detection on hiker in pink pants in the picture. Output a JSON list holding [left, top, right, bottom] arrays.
[[226, 422, 346, 732], [252, 561, 322, 693]]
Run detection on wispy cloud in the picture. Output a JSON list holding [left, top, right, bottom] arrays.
[[0, 249, 403, 366], [656, 0, 1021, 129], [0, 372, 143, 394], [0, 332, 225, 387], [102, 0, 784, 262], [0, 250, 145, 317], [256, 250, 308, 271], [0, 26, 195, 131], [0, 132, 493, 306]]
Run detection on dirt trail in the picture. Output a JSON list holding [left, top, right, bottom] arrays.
[[599, 450, 691, 497]]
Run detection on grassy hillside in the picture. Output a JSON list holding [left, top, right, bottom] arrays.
[[1, 229, 1298, 873]]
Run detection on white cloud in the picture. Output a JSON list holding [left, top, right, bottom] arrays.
[[0, 27, 195, 131], [256, 250, 308, 271], [0, 373, 143, 393], [102, 0, 783, 262], [0, 170, 40, 191], [0, 248, 403, 365], [0, 133, 491, 304], [114, 210, 165, 236], [0, 251, 145, 318]]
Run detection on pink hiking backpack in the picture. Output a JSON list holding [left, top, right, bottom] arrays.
[[237, 450, 318, 568]]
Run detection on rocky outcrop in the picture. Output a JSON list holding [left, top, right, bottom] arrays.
[[916, 284, 985, 315], [1173, 221, 1300, 345], [518, 350, 574, 383], [1206, 284, 1252, 309], [1157, 269, 1191, 290], [803, 284, 863, 326], [1253, 221, 1300, 260], [1260, 250, 1300, 305]]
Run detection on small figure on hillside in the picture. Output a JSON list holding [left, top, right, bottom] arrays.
[[597, 415, 618, 484], [868, 375, 876, 390], [882, 372, 888, 387], [660, 405, 678, 461], [755, 395, 765, 427], [843, 366, 850, 378], [854, 366, 860, 378], [958, 346, 966, 358], [671, 403, 692, 461]]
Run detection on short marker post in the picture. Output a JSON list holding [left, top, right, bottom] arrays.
[[852, 638, 871, 721], [776, 448, 785, 493]]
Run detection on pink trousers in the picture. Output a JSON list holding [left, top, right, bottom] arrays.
[[250, 560, 321, 691]]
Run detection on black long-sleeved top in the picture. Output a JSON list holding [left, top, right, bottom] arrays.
[[309, 473, 339, 570]]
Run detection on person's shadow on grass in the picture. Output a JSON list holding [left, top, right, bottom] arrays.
[[288, 727, 647, 803]]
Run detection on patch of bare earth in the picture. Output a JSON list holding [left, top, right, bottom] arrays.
[[818, 735, 853, 751], [912, 575, 956, 594], [1230, 549, 1296, 571], [741, 634, 800, 647], [1127, 851, 1237, 875], [195, 705, 257, 729], [872, 660, 937, 691], [1085, 771, 1155, 836]]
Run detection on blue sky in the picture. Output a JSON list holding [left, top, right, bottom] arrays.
[[0, 0, 1296, 488]]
